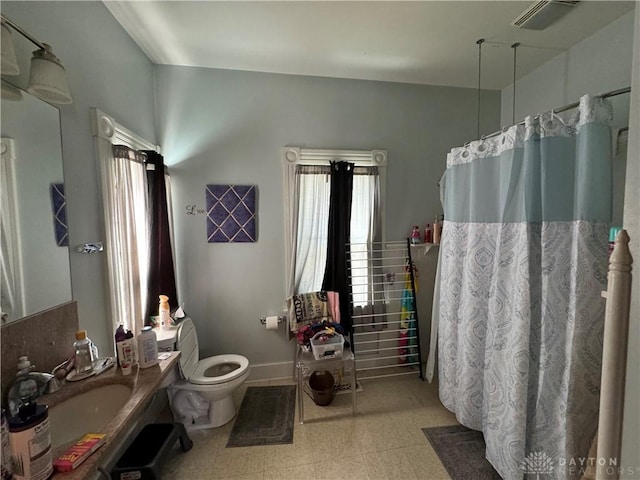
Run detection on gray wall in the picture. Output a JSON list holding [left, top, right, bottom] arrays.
[[500, 10, 635, 128], [501, 7, 638, 476], [154, 65, 500, 365], [502, 10, 635, 232], [1, 2, 157, 356]]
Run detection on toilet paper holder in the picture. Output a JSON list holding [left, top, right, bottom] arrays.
[[259, 315, 286, 325]]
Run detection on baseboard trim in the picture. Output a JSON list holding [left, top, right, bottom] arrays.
[[247, 361, 295, 382]]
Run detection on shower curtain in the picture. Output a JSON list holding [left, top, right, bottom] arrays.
[[437, 95, 613, 480]]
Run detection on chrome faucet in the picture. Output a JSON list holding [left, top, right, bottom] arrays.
[[47, 356, 74, 394]]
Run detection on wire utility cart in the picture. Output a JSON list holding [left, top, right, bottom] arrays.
[[295, 348, 357, 424], [348, 239, 424, 381]]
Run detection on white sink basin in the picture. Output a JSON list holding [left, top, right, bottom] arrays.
[[48, 383, 132, 447]]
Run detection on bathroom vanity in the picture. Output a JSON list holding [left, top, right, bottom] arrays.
[[39, 351, 180, 479]]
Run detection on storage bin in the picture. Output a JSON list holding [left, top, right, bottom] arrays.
[[308, 371, 336, 406], [111, 423, 192, 480], [310, 330, 344, 360]]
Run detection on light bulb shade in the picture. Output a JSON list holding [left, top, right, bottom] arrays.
[[27, 47, 72, 104], [1, 22, 20, 75]]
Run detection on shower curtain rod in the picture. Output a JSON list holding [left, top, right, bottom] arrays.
[[478, 86, 631, 142]]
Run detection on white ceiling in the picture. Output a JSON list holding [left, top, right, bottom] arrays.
[[105, 1, 636, 90]]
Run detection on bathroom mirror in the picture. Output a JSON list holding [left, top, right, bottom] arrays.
[[0, 78, 72, 324]]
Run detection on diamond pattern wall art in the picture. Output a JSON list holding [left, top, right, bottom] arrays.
[[50, 183, 68, 246], [206, 185, 257, 243]]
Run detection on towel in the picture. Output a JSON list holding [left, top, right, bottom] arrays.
[[287, 291, 331, 332], [326, 291, 341, 324], [399, 273, 418, 364]]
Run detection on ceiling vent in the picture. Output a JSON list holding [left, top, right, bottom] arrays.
[[511, 1, 580, 30]]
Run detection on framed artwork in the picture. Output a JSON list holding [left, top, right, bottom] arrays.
[[50, 183, 68, 246], [206, 184, 257, 243]]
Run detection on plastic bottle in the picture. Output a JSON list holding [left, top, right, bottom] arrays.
[[74, 330, 95, 375], [115, 326, 136, 376], [433, 216, 442, 244], [424, 224, 432, 244], [137, 326, 159, 369], [159, 295, 171, 330], [608, 226, 621, 256], [5, 357, 54, 478], [7, 403, 52, 480], [410, 225, 421, 245], [7, 357, 52, 417], [1, 409, 12, 480]]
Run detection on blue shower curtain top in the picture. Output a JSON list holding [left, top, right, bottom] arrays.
[[444, 94, 613, 224]]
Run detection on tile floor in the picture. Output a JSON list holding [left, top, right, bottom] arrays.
[[160, 374, 458, 480]]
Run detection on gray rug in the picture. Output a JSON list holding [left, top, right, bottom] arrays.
[[422, 425, 502, 480], [226, 385, 296, 447]]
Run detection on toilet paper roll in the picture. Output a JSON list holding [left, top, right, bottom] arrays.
[[265, 316, 279, 330]]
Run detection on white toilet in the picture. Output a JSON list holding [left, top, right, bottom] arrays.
[[168, 317, 250, 429]]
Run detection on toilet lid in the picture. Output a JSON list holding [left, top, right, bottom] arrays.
[[176, 318, 200, 381]]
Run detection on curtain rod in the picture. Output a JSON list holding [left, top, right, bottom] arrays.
[[478, 86, 632, 142]]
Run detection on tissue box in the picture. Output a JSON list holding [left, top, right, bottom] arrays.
[[310, 331, 344, 360]]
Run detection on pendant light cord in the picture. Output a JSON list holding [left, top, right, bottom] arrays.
[[511, 43, 520, 125], [476, 39, 485, 139]]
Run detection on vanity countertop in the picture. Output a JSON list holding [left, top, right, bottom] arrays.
[[40, 351, 180, 479]]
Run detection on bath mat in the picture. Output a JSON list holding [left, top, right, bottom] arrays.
[[226, 385, 296, 447], [422, 425, 502, 480]]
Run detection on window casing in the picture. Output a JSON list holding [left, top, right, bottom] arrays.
[[282, 148, 387, 306], [92, 108, 161, 333]]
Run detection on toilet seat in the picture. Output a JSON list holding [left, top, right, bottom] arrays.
[[176, 318, 249, 386], [190, 355, 249, 385]]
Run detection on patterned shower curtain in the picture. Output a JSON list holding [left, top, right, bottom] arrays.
[[437, 95, 613, 480]]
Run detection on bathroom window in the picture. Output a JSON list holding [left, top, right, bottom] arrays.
[[282, 148, 386, 307], [92, 109, 164, 334]]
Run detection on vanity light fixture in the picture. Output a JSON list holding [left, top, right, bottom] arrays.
[[1, 21, 19, 75], [0, 14, 72, 105]]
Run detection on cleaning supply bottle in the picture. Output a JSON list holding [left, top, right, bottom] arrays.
[[433, 215, 442, 244], [410, 225, 421, 244], [115, 325, 136, 375], [7, 357, 52, 417], [6, 361, 53, 480], [74, 330, 95, 375], [1, 409, 12, 480], [159, 295, 171, 330], [424, 224, 432, 243], [137, 326, 159, 368], [7, 402, 52, 480]]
